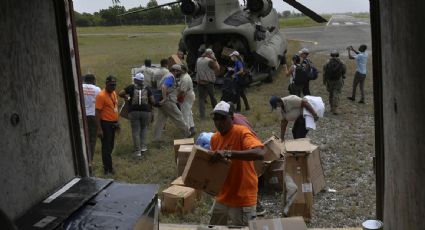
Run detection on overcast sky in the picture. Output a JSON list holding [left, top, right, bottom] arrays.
[[73, 0, 369, 14]]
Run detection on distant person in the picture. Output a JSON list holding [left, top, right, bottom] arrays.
[[141, 59, 155, 88], [323, 50, 347, 115], [119, 73, 155, 157], [178, 65, 196, 136], [299, 48, 318, 95], [177, 50, 187, 67], [96, 76, 119, 175], [196, 48, 219, 119], [209, 101, 264, 226], [152, 59, 170, 90], [347, 44, 369, 104], [82, 74, 101, 171], [269, 95, 319, 140], [153, 64, 191, 141], [286, 54, 306, 97], [229, 51, 250, 112]]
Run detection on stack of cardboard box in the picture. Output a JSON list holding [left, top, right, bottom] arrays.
[[284, 138, 325, 221], [173, 138, 194, 161], [260, 136, 286, 193]]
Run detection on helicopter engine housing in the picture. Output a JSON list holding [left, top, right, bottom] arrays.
[[247, 0, 273, 17]]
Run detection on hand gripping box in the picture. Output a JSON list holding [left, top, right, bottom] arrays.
[[182, 145, 231, 196]]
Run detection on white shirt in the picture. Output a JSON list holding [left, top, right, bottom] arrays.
[[82, 83, 101, 116]]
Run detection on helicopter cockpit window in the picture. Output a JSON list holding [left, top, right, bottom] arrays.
[[223, 10, 251, 26]]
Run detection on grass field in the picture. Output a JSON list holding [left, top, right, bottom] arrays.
[[77, 25, 375, 227], [279, 15, 332, 28]]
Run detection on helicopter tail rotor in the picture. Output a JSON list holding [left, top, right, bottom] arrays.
[[282, 0, 327, 23]]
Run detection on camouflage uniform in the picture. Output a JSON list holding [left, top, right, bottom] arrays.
[[323, 58, 346, 114]]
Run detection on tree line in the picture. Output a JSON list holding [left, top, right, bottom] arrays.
[[74, 0, 185, 26]]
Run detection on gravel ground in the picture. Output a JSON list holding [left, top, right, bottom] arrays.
[[259, 52, 376, 228]]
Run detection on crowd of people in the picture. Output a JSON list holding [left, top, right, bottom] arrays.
[[82, 44, 368, 226]]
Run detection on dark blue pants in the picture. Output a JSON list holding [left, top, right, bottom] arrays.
[[101, 120, 116, 174]]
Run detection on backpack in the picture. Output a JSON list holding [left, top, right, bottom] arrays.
[[221, 76, 237, 103], [324, 59, 343, 80], [131, 85, 148, 106], [293, 64, 309, 86], [309, 66, 319, 80]]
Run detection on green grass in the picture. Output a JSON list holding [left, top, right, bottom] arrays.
[[279, 15, 332, 28]]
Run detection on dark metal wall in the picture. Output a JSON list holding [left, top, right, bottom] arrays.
[[380, 0, 425, 229], [0, 0, 87, 219]]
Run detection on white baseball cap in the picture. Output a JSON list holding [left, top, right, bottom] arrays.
[[134, 72, 144, 81], [299, 48, 309, 54], [212, 101, 234, 116], [229, 51, 240, 57]]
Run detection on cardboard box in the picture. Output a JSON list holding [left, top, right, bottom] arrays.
[[174, 138, 194, 161], [171, 177, 203, 200], [168, 54, 182, 69], [176, 145, 194, 176], [221, 47, 236, 59], [285, 138, 325, 194], [285, 154, 313, 220], [254, 160, 270, 177], [263, 136, 285, 162], [263, 159, 285, 192], [248, 217, 307, 230], [182, 145, 231, 196], [161, 185, 196, 214]]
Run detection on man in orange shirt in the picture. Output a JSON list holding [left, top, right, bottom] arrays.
[[95, 76, 119, 175], [209, 101, 264, 226]]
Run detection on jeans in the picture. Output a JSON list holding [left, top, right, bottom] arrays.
[[352, 71, 366, 101], [129, 111, 151, 152], [292, 116, 308, 139], [198, 83, 217, 118], [86, 116, 97, 163], [100, 120, 117, 173]]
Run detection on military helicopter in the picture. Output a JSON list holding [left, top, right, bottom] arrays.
[[121, 0, 326, 84]]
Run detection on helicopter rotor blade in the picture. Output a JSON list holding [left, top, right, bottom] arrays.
[[282, 0, 327, 23], [119, 1, 182, 17]]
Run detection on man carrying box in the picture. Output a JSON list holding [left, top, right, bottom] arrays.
[[209, 101, 264, 226]]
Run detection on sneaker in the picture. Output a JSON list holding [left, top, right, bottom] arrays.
[[347, 97, 355, 101], [141, 146, 148, 152], [134, 151, 142, 157], [358, 100, 365, 104], [256, 203, 266, 216]]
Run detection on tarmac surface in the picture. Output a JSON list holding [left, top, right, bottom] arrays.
[[283, 14, 371, 56]]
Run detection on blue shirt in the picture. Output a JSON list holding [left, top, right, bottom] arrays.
[[234, 60, 244, 81], [354, 51, 368, 75], [163, 74, 175, 88]]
